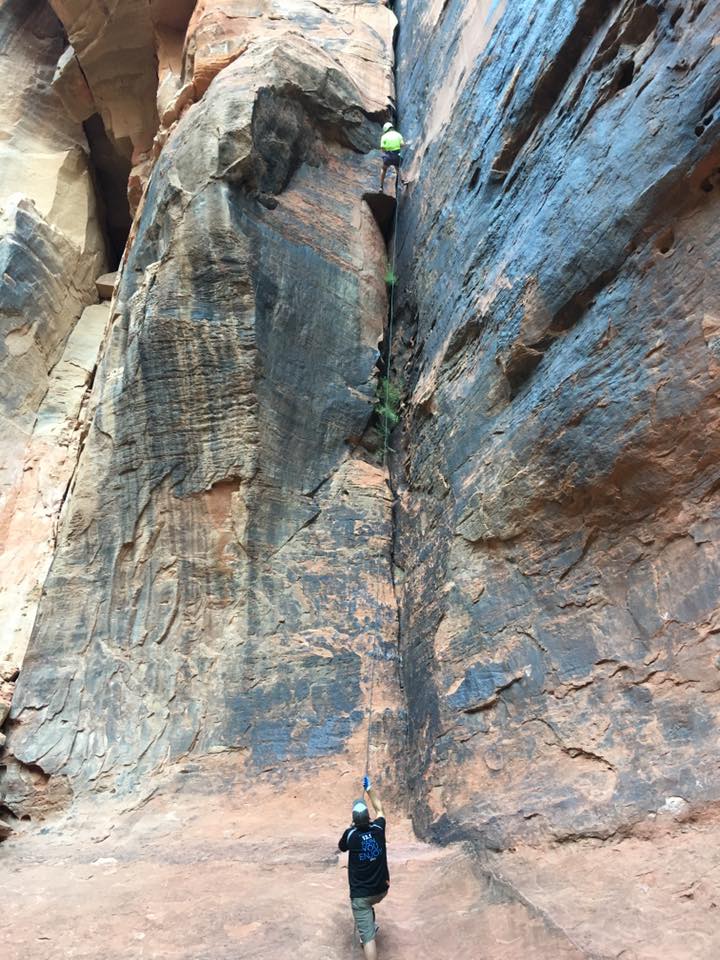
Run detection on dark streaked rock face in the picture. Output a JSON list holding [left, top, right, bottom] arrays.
[[7, 12, 399, 798], [393, 0, 720, 847]]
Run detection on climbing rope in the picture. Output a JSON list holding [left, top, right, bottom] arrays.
[[363, 180, 402, 784], [364, 642, 377, 780], [382, 190, 401, 468]]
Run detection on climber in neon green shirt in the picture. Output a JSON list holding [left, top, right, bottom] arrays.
[[380, 122, 404, 194]]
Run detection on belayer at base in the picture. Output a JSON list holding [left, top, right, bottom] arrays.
[[338, 777, 389, 959]]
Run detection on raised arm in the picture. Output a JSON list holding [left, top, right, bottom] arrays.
[[363, 776, 384, 818]]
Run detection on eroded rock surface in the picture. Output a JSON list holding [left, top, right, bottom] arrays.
[[393, 0, 720, 848], [6, 0, 399, 804], [185, 0, 396, 113], [49, 0, 158, 156]]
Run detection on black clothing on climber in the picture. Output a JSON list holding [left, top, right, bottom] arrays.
[[338, 816, 390, 899]]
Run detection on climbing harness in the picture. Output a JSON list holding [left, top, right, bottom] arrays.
[[363, 186, 401, 784]]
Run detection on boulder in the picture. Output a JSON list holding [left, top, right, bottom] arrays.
[[95, 272, 118, 300]]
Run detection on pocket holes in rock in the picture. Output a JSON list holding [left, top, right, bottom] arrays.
[[705, 167, 720, 189], [695, 113, 714, 136], [670, 5, 685, 27], [689, 0, 707, 22], [468, 167, 481, 191], [655, 227, 675, 255], [416, 395, 438, 418], [616, 59, 635, 91]]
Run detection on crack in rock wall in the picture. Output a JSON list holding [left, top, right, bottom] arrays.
[[3, 0, 403, 813], [392, 0, 720, 848]]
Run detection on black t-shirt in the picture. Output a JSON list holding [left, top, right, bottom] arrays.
[[338, 817, 389, 898]]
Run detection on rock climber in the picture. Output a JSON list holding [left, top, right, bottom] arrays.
[[338, 776, 390, 959], [380, 121, 404, 194]]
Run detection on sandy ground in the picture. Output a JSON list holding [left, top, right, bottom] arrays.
[[2, 756, 719, 959]]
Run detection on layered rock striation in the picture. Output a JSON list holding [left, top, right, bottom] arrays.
[[5, 0, 400, 806], [393, 0, 720, 847]]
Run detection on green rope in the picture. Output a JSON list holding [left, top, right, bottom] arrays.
[[364, 183, 401, 783], [382, 194, 401, 466]]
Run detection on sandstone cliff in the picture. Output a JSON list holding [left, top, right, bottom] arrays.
[[3, 1, 720, 958], [0, 0, 107, 748], [4, 0, 401, 810], [393, 0, 720, 855]]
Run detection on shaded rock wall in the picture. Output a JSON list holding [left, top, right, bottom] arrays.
[[50, 0, 160, 156], [393, 0, 720, 847], [5, 0, 400, 805], [49, 0, 197, 246], [0, 0, 106, 728]]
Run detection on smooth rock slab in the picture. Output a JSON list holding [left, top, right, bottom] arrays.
[[0, 300, 109, 673], [0, 1, 106, 680]]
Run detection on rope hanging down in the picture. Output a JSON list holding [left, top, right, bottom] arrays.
[[364, 188, 402, 781], [382, 194, 401, 467]]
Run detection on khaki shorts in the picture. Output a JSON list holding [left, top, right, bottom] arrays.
[[351, 891, 387, 944]]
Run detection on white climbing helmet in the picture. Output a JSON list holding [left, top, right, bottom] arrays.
[[352, 800, 370, 827], [383, 122, 394, 132]]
